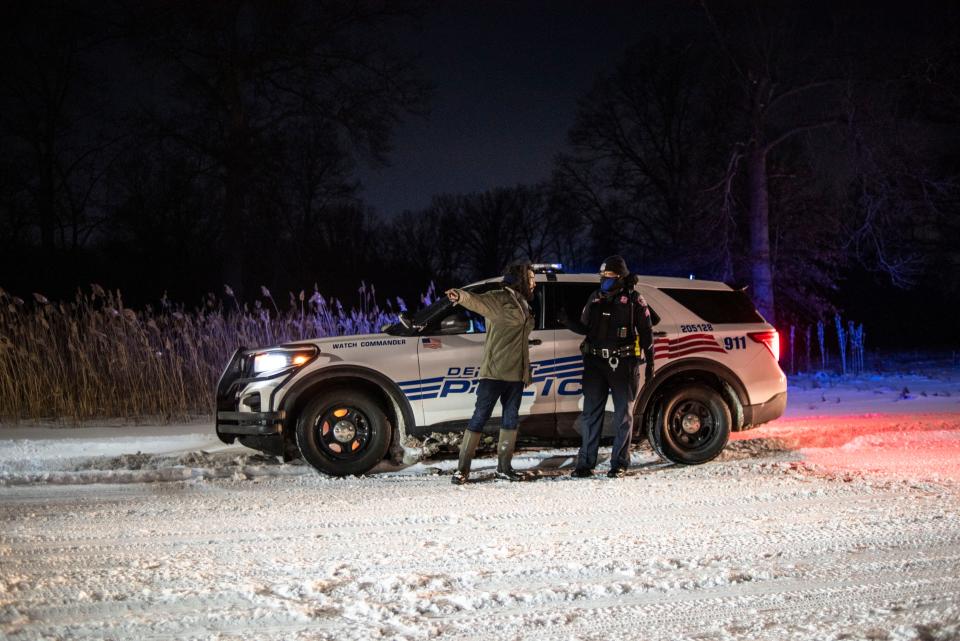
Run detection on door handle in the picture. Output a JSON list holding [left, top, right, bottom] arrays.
[[528, 339, 542, 345], [653, 331, 668, 337]]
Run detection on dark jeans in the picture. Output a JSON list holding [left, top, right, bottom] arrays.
[[466, 379, 525, 432], [576, 355, 641, 470]]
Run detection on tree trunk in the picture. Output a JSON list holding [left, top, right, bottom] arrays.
[[39, 138, 56, 253], [746, 147, 776, 323], [221, 159, 246, 294]]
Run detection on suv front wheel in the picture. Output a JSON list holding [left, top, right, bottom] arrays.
[[648, 384, 731, 464], [295, 389, 392, 476]]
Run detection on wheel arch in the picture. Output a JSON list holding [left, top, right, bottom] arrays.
[[638, 358, 749, 432], [280, 365, 417, 450]]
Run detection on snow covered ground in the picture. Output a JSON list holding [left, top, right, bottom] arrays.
[[1, 360, 959, 640]]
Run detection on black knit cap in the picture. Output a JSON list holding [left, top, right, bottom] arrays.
[[600, 255, 629, 277]]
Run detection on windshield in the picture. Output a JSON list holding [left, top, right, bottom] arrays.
[[412, 281, 502, 328], [412, 297, 450, 327]]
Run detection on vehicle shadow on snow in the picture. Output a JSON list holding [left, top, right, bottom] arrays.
[[365, 437, 796, 481]]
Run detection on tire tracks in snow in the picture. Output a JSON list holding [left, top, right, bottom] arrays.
[[2, 456, 960, 640]]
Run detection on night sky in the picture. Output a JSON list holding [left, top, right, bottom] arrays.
[[359, 1, 665, 216], [1, 0, 957, 348]]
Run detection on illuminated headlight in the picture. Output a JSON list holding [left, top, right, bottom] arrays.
[[252, 346, 318, 375]]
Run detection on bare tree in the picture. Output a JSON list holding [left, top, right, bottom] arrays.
[[0, 1, 122, 257], [130, 0, 429, 293], [698, 0, 855, 322], [554, 39, 729, 275]]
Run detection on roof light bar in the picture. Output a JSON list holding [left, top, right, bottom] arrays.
[[531, 263, 564, 274]]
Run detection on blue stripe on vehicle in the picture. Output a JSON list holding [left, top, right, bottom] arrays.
[[402, 385, 442, 395], [532, 369, 582, 383], [405, 392, 440, 401], [528, 355, 581, 367], [397, 376, 444, 387], [532, 362, 583, 376]]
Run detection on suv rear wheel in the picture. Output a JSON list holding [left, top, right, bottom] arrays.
[[648, 384, 730, 464], [295, 389, 392, 476]]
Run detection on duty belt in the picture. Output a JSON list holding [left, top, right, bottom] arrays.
[[581, 342, 635, 370]]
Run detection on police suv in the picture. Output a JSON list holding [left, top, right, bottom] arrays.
[[215, 266, 787, 476]]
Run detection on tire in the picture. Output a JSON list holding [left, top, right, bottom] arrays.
[[647, 384, 731, 465], [294, 389, 392, 476]]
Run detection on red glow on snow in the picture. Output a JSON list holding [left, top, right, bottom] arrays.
[[733, 413, 960, 482]]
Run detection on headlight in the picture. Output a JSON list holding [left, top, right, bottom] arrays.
[[251, 346, 318, 375]]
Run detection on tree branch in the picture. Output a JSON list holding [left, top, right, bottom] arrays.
[[764, 118, 844, 154]]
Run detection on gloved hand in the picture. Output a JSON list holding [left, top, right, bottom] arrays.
[[645, 361, 654, 380]]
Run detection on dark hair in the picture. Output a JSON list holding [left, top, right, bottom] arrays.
[[503, 260, 534, 300]]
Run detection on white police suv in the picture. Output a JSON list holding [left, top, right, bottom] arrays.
[[216, 266, 787, 476]]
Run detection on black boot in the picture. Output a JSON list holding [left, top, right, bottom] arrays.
[[495, 429, 523, 481], [451, 430, 481, 485]]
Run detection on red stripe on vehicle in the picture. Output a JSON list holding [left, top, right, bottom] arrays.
[[655, 334, 721, 346], [654, 346, 727, 360], [661, 339, 720, 349], [669, 333, 717, 343]]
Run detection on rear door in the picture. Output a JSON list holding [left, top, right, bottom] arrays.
[[548, 281, 594, 437], [549, 280, 665, 437]]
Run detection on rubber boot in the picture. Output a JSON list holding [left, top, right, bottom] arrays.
[[495, 429, 523, 481], [451, 430, 481, 485]]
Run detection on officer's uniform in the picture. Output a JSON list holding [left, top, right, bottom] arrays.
[[575, 271, 654, 475]]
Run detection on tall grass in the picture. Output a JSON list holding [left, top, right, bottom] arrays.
[[0, 283, 435, 423]]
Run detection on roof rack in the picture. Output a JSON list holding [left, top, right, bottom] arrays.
[[531, 263, 564, 274]]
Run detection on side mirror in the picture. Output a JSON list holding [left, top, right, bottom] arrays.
[[439, 312, 470, 335], [382, 311, 415, 335]]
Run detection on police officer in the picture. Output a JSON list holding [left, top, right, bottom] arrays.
[[567, 256, 655, 478]]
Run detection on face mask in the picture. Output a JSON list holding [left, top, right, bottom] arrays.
[[600, 276, 620, 293]]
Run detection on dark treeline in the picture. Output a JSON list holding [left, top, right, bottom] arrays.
[[1, 1, 958, 345]]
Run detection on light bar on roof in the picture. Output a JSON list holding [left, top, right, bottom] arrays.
[[531, 263, 564, 273]]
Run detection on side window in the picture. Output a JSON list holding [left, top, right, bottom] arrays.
[[547, 282, 661, 329], [433, 307, 486, 335], [659, 288, 763, 324], [546, 283, 597, 330], [464, 309, 486, 333], [530, 286, 545, 330]]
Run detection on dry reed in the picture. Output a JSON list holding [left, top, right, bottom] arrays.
[[0, 282, 433, 423]]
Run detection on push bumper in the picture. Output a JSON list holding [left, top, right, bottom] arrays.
[[216, 410, 285, 436], [214, 346, 287, 443], [742, 391, 787, 428]]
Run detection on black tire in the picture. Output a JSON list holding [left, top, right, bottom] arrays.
[[647, 384, 731, 465], [295, 389, 392, 476]]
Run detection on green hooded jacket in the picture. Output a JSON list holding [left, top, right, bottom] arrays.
[[452, 286, 534, 386]]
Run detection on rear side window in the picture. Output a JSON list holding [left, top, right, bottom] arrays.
[[659, 288, 765, 324], [547, 282, 660, 329]]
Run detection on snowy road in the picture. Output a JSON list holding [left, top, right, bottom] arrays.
[[2, 367, 960, 640], [2, 429, 960, 640]]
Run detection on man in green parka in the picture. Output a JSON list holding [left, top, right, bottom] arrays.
[[445, 261, 535, 484]]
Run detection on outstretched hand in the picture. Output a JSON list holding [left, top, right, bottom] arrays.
[[445, 289, 460, 303]]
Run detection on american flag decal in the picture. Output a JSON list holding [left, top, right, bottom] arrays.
[[421, 337, 442, 350], [654, 333, 725, 360]]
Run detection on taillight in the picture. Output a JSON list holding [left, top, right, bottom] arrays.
[[748, 330, 779, 361]]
